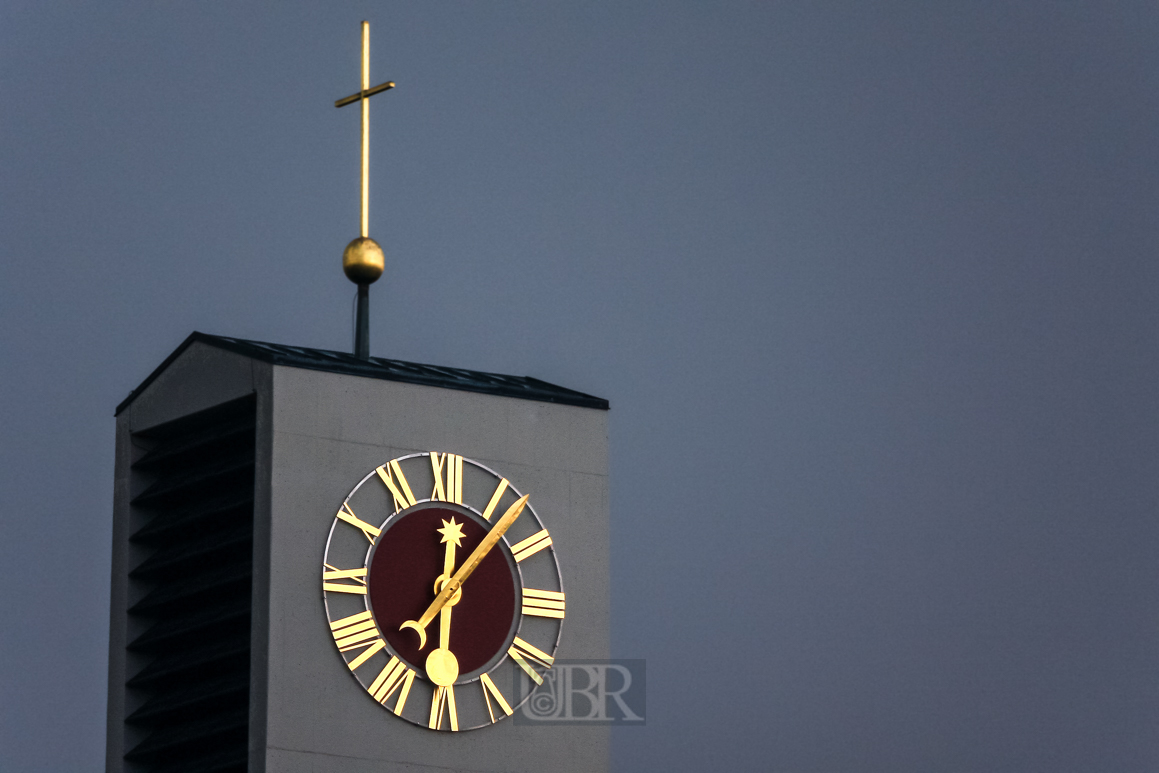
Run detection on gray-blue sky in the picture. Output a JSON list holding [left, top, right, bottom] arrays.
[[2, 2, 1157, 770]]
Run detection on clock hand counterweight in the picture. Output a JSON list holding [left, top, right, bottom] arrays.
[[401, 495, 529, 649]]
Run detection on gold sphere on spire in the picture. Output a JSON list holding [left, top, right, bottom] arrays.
[[343, 236, 384, 284]]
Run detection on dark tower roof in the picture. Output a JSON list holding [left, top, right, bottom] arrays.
[[116, 332, 609, 415]]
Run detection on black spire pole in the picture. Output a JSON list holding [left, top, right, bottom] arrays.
[[355, 283, 370, 359]]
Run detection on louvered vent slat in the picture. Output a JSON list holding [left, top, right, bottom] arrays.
[[123, 395, 254, 773]]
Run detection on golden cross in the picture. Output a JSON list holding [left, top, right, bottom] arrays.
[[335, 21, 395, 238]]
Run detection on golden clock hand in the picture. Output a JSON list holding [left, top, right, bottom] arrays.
[[439, 535, 455, 650], [438, 603, 453, 648], [401, 495, 529, 649], [425, 520, 463, 686]]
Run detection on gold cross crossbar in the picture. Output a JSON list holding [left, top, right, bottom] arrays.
[[335, 80, 394, 109]]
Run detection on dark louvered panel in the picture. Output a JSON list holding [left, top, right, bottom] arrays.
[[130, 491, 251, 546], [132, 402, 255, 473], [129, 520, 252, 582], [128, 596, 250, 652], [128, 638, 250, 691], [131, 450, 254, 509], [124, 709, 248, 766], [125, 395, 254, 773], [134, 744, 247, 773], [127, 673, 249, 725], [129, 562, 251, 617]]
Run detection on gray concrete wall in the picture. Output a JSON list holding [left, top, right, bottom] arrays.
[[105, 413, 132, 773], [122, 341, 264, 432], [249, 364, 275, 773], [263, 366, 610, 773]]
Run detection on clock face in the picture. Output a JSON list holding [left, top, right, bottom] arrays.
[[322, 453, 565, 731]]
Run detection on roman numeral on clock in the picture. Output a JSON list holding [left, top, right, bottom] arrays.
[[369, 656, 415, 715], [323, 564, 367, 594], [480, 478, 509, 521], [480, 673, 513, 723], [429, 452, 463, 504], [510, 529, 552, 562], [508, 636, 554, 685], [376, 459, 417, 512], [335, 503, 380, 544], [429, 684, 458, 731], [522, 587, 565, 618], [328, 610, 386, 670]]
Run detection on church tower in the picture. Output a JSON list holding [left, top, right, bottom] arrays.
[[106, 22, 611, 773]]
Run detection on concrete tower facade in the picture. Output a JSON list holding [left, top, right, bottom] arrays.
[[108, 333, 610, 773]]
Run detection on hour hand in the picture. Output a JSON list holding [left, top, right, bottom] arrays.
[[401, 517, 463, 650]]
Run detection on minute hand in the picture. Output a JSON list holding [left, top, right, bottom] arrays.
[[401, 495, 529, 648]]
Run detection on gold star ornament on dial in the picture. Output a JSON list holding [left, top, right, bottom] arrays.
[[322, 453, 566, 731]]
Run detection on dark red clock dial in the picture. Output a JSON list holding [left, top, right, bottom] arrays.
[[367, 505, 518, 676]]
